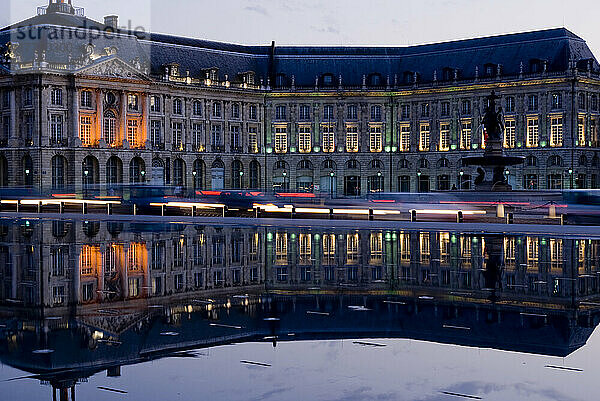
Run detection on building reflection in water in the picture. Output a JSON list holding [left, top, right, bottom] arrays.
[[1, 219, 600, 400]]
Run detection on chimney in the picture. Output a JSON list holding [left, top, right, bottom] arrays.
[[104, 15, 119, 30]]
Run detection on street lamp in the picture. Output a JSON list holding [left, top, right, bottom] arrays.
[[282, 170, 288, 191], [329, 171, 335, 198], [568, 168, 574, 189]]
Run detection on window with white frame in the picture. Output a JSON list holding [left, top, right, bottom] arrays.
[[274, 126, 288, 153], [192, 122, 203, 150], [299, 105, 310, 120], [526, 117, 539, 147], [151, 120, 162, 146], [172, 122, 183, 150], [504, 119, 516, 148], [51, 88, 63, 106], [347, 104, 357, 120], [212, 101, 222, 118], [371, 105, 382, 121], [400, 124, 410, 151], [550, 116, 563, 147], [79, 115, 92, 146], [419, 123, 430, 151], [50, 114, 63, 144], [193, 100, 202, 116], [275, 105, 286, 120], [346, 125, 358, 152], [322, 124, 335, 152], [80, 90, 92, 108], [150, 95, 161, 113], [460, 120, 472, 149], [298, 125, 311, 153], [369, 125, 382, 152], [127, 94, 139, 111], [439, 122, 450, 151]]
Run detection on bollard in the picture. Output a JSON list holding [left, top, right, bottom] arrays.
[[369, 209, 374, 221], [82, 202, 87, 215], [133, 204, 138, 216], [549, 204, 556, 219], [561, 214, 566, 225], [222, 206, 228, 218], [329, 208, 334, 220], [161, 204, 165, 217], [107, 203, 113, 215], [192, 205, 197, 217], [291, 207, 296, 219], [37, 201, 42, 214], [506, 213, 513, 224], [457, 210, 464, 223], [410, 210, 417, 222], [15, 200, 20, 213], [59, 202, 64, 214], [496, 204, 505, 218]]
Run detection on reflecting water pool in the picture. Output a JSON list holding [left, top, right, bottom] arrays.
[[0, 218, 599, 400]]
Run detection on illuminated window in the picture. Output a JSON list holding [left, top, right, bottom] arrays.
[[550, 239, 563, 273], [526, 117, 539, 147], [420, 233, 430, 263], [127, 119, 141, 148], [80, 245, 100, 276], [369, 125, 382, 152], [438, 122, 450, 151], [322, 234, 336, 264], [578, 117, 586, 146], [347, 233, 359, 265], [419, 123, 430, 151], [79, 115, 92, 146], [460, 120, 472, 150], [526, 237, 539, 271], [504, 119, 516, 148], [274, 126, 288, 153], [128, 243, 147, 272], [504, 237, 515, 268], [298, 125, 311, 153], [400, 124, 410, 151], [299, 234, 312, 265], [550, 117, 563, 147], [370, 233, 383, 264], [346, 125, 358, 152], [103, 111, 117, 145], [399, 233, 410, 263], [127, 94, 139, 111], [51, 88, 63, 106], [275, 233, 287, 265], [172, 122, 183, 150], [440, 233, 450, 264], [322, 124, 335, 152], [248, 127, 258, 153]]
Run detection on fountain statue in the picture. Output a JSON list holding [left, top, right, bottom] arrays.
[[462, 91, 524, 191]]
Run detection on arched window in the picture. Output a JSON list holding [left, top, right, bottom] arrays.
[[152, 158, 165, 186], [231, 160, 243, 189], [526, 155, 537, 167], [173, 98, 183, 115], [346, 160, 359, 170], [298, 160, 313, 170], [437, 158, 450, 168], [322, 159, 336, 170], [192, 159, 204, 190], [82, 155, 98, 189], [579, 155, 588, 167], [321, 73, 335, 87], [22, 155, 33, 187], [51, 155, 67, 189], [103, 110, 117, 145], [129, 157, 145, 183], [548, 155, 563, 167], [370, 159, 383, 169], [106, 156, 122, 186], [249, 160, 260, 189], [419, 158, 429, 169], [173, 158, 186, 187], [398, 159, 410, 169], [192, 100, 202, 116]]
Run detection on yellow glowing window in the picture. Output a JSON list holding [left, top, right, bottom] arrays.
[[322, 124, 335, 152], [79, 115, 92, 146], [248, 127, 258, 153], [439, 123, 450, 151], [550, 117, 563, 147], [504, 120, 516, 148], [578, 117, 586, 146], [526, 117, 539, 147], [400, 124, 410, 152], [274, 126, 288, 153], [369, 125, 382, 152], [298, 126, 311, 153], [419, 123, 430, 151], [346, 126, 359, 152], [127, 119, 140, 148], [460, 120, 472, 150], [346, 233, 359, 265]]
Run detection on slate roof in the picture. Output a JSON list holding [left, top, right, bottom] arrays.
[[1, 8, 597, 87]]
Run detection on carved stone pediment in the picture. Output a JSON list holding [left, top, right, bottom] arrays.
[[75, 56, 150, 81]]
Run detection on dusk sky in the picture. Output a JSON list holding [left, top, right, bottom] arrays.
[[2, 0, 599, 57]]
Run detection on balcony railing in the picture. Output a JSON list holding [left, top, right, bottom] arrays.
[[49, 138, 68, 147], [211, 145, 224, 153], [231, 146, 243, 153]]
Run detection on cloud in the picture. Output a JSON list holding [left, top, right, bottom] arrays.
[[312, 25, 340, 34], [243, 5, 269, 16]]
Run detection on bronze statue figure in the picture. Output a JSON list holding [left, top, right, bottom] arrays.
[[482, 90, 504, 142]]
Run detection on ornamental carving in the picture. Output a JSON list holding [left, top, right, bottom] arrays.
[[79, 57, 147, 80]]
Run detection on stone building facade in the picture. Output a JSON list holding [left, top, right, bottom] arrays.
[[1, 1, 600, 195]]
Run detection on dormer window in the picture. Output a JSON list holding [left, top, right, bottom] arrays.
[[442, 67, 455, 81], [529, 59, 542, 74], [322, 73, 335, 87], [368, 73, 382, 87], [403, 71, 413, 85], [483, 63, 496, 77]]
